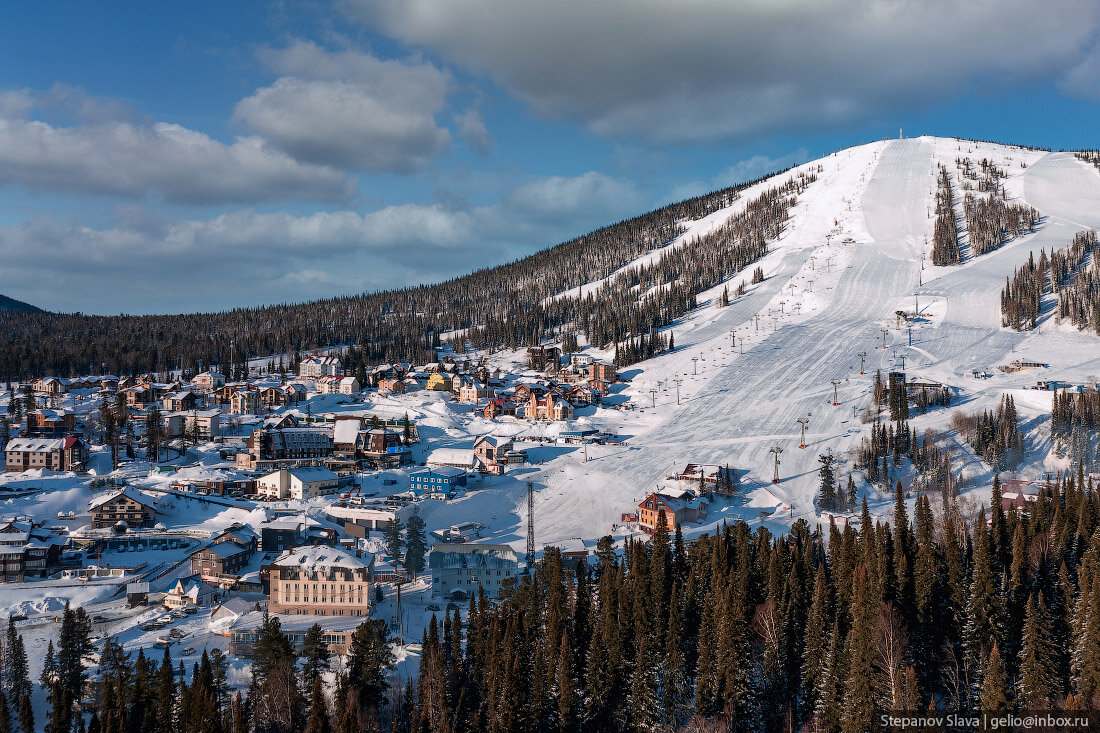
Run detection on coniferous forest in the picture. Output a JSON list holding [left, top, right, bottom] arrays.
[[1001, 229, 1100, 335], [14, 476, 1100, 732], [0, 169, 818, 380]]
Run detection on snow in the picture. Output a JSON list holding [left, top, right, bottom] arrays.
[[5, 134, 1100, 700]]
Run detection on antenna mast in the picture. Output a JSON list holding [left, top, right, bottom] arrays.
[[526, 481, 535, 569]]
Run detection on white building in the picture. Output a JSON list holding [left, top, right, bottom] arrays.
[[429, 543, 518, 599], [257, 466, 342, 500], [299, 356, 342, 378], [192, 371, 226, 390], [162, 409, 222, 439]]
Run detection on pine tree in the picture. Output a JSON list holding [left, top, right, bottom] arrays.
[[385, 516, 404, 572], [841, 566, 877, 732], [17, 693, 32, 733], [302, 624, 331, 690], [305, 676, 331, 733], [818, 453, 836, 511], [1018, 593, 1057, 708], [404, 515, 427, 578], [980, 643, 1009, 712]]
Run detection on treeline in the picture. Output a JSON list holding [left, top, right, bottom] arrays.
[[398, 468, 1100, 732], [1052, 389, 1100, 471], [931, 165, 961, 266], [2, 602, 396, 733], [0, 167, 816, 380], [960, 193, 1038, 258], [1001, 230, 1100, 334], [953, 395, 1023, 472]]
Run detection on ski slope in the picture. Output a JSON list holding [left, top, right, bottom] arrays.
[[513, 136, 1100, 546]]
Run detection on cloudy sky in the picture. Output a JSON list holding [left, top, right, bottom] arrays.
[[3, 0, 1100, 314]]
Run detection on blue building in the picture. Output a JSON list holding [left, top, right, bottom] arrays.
[[410, 466, 468, 494]]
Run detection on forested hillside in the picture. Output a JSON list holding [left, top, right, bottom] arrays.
[[0, 167, 816, 380]]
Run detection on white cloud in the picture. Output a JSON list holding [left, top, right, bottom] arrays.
[[455, 108, 492, 156], [0, 171, 644, 313], [234, 40, 451, 173], [0, 88, 354, 204], [348, 0, 1100, 143]]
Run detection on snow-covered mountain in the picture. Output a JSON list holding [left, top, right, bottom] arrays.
[[514, 136, 1100, 542]]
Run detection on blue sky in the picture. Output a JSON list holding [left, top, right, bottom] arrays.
[[2, 0, 1100, 314]]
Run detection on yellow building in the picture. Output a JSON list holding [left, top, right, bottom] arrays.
[[426, 373, 453, 391]]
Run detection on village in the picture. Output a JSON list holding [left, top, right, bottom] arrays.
[[0, 341, 754, 689]]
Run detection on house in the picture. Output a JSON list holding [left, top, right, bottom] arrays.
[[410, 467, 468, 495], [257, 466, 342, 500], [675, 464, 723, 485], [429, 543, 518, 599], [190, 540, 256, 585], [89, 486, 157, 528], [162, 390, 199, 412], [589, 361, 617, 383], [25, 409, 75, 438], [637, 492, 706, 533], [192, 371, 226, 390], [483, 398, 517, 419], [0, 519, 65, 582], [426, 373, 452, 391], [259, 514, 339, 552], [473, 435, 514, 469], [260, 384, 306, 407], [314, 376, 344, 395], [299, 355, 342, 378], [326, 502, 416, 533], [32, 377, 69, 396], [210, 597, 257, 625], [229, 612, 365, 656], [237, 426, 333, 470], [266, 545, 374, 616], [526, 346, 562, 370], [164, 575, 221, 608], [230, 389, 262, 414], [5, 436, 87, 473], [528, 390, 574, 421], [459, 382, 492, 404], [338, 377, 360, 395], [161, 409, 221, 440], [378, 378, 406, 395], [426, 448, 481, 471], [1001, 479, 1042, 513]]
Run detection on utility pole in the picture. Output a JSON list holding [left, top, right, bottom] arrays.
[[858, 351, 867, 374], [526, 481, 535, 572], [673, 377, 682, 405], [796, 417, 809, 449], [831, 379, 842, 406], [769, 446, 783, 484], [881, 328, 889, 350], [691, 357, 699, 375]]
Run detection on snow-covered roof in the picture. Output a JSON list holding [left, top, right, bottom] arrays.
[[411, 466, 466, 478], [193, 541, 250, 559], [429, 543, 518, 570], [272, 545, 374, 571], [5, 438, 64, 452], [88, 486, 157, 510], [333, 419, 361, 445], [426, 448, 478, 468], [230, 610, 364, 633], [473, 435, 512, 448], [287, 466, 339, 483]]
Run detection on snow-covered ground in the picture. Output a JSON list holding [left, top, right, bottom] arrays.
[[4, 135, 1100, 694]]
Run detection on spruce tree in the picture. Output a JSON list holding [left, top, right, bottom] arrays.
[[818, 454, 836, 512], [404, 515, 427, 579], [1017, 593, 1057, 709], [980, 643, 1009, 712]]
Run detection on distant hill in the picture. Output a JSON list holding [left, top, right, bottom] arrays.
[[0, 294, 41, 312]]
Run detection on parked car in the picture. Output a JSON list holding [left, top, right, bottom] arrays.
[[182, 605, 198, 615], [182, 647, 195, 655]]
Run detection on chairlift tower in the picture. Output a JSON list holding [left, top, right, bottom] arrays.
[[831, 379, 842, 406], [769, 446, 783, 484], [673, 377, 683, 405], [881, 328, 889, 350], [691, 357, 699, 375], [796, 417, 809, 449], [858, 351, 867, 374]]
